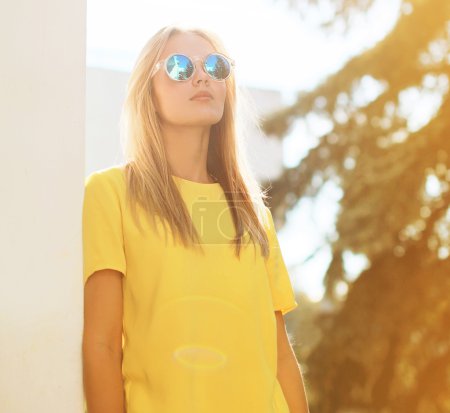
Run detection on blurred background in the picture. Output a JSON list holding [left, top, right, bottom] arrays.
[[88, 0, 450, 412]]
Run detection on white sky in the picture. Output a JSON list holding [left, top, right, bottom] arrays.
[[87, 0, 401, 102], [87, 0, 402, 302]]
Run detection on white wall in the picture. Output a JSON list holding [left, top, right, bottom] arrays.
[[238, 86, 285, 181], [86, 68, 129, 175], [85, 66, 285, 179], [0, 0, 86, 412]]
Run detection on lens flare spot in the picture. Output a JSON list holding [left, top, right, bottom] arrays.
[[173, 345, 227, 370]]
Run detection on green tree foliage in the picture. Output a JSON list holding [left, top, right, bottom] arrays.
[[262, 1, 450, 411]]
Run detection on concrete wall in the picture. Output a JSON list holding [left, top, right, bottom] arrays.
[[0, 0, 87, 412]]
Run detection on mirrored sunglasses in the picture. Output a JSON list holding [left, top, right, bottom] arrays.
[[151, 52, 235, 82]]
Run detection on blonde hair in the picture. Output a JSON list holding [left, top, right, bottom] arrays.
[[119, 24, 271, 259]]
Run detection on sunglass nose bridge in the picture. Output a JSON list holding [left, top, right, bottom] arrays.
[[190, 56, 209, 77]]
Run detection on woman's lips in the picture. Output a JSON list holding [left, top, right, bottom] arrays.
[[190, 91, 213, 100]]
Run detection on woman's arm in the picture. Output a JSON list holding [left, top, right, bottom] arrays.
[[83, 269, 126, 413], [275, 311, 310, 413]]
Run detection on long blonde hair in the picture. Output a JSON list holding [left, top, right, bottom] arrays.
[[119, 24, 271, 259]]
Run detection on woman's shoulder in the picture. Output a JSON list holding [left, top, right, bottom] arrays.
[[84, 163, 126, 197]]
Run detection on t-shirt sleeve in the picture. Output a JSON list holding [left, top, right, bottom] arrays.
[[82, 171, 127, 286], [264, 206, 298, 315]]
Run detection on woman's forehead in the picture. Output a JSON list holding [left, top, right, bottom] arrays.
[[162, 33, 215, 58]]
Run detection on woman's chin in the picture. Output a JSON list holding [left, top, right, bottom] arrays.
[[188, 114, 223, 126]]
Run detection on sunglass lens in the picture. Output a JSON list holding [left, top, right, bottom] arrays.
[[205, 54, 231, 81], [166, 54, 194, 81]]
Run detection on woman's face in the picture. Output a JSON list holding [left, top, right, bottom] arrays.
[[151, 32, 227, 127]]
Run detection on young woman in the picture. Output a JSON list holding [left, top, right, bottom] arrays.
[[82, 24, 309, 413]]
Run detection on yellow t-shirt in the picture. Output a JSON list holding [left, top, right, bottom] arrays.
[[82, 165, 298, 413]]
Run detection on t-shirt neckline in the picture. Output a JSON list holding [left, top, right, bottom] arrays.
[[171, 174, 221, 187]]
